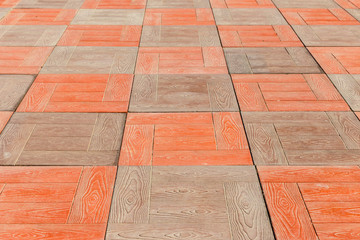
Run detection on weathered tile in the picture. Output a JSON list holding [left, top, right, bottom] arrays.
[[210, 0, 275, 8], [15, 0, 84, 8], [72, 9, 144, 25], [41, 47, 137, 74], [81, 0, 146, 9], [272, 0, 340, 8], [0, 112, 12, 134], [147, 0, 210, 8], [130, 74, 238, 112], [329, 74, 360, 111], [224, 47, 322, 74]]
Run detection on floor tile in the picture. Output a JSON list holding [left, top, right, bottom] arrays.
[[0, 9, 76, 25], [0, 0, 20, 8], [348, 9, 360, 21], [224, 47, 322, 74], [213, 8, 287, 25], [0, 111, 11, 134], [0, 47, 52, 74], [0, 113, 125, 165], [140, 25, 220, 46], [273, 0, 340, 8], [335, 0, 360, 9], [135, 47, 228, 74], [293, 25, 360, 46], [58, 25, 141, 47], [258, 166, 360, 240], [107, 166, 273, 239], [41, 46, 137, 74], [218, 25, 302, 47], [18, 74, 132, 113], [233, 74, 349, 111], [144, 8, 215, 25], [280, 8, 360, 25], [0, 166, 115, 239], [71, 9, 144, 25], [242, 112, 360, 165], [129, 74, 238, 112], [0, 26, 66, 46], [15, 0, 84, 8], [147, 0, 210, 8], [210, 0, 275, 8], [81, 0, 146, 9], [0, 75, 34, 111], [309, 47, 360, 74], [119, 112, 251, 165], [329, 74, 360, 111]]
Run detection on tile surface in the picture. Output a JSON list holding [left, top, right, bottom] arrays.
[[15, 0, 84, 8], [329, 74, 360, 111], [81, 0, 146, 9], [210, 0, 275, 8], [147, 0, 210, 8], [71, 9, 145, 25]]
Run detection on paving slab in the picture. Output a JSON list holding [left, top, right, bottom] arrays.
[[71, 9, 145, 25], [15, 0, 84, 8], [147, 0, 210, 8]]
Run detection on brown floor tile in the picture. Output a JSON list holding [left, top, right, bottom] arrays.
[[224, 47, 322, 74], [0, 111, 12, 134], [242, 112, 360, 165], [329, 74, 360, 111], [71, 9, 145, 25], [129, 74, 238, 112], [15, 0, 84, 8], [272, 0, 340, 8], [0, 113, 125, 165], [0, 75, 34, 111], [106, 166, 274, 239]]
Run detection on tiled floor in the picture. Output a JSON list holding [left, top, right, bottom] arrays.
[[0, 0, 359, 239]]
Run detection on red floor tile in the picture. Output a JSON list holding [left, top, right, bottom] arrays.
[[0, 111, 11, 134], [119, 112, 252, 166], [0, 9, 76, 25], [82, 0, 146, 8], [210, 0, 275, 8], [0, 47, 52, 74], [280, 8, 360, 25], [135, 47, 228, 74], [218, 25, 302, 47], [144, 9, 215, 25], [309, 47, 360, 74], [232, 74, 349, 111], [58, 25, 141, 47], [17, 74, 133, 112]]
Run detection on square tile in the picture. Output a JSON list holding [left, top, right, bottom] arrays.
[[210, 0, 275, 8], [129, 74, 238, 112], [218, 25, 302, 47], [18, 74, 133, 113], [0, 111, 12, 134], [147, 0, 210, 8], [224, 47, 322, 74], [309, 47, 360, 74], [41, 46, 137, 74], [280, 8, 360, 25], [71, 9, 145, 25], [15, 0, 84, 8], [0, 47, 52, 74], [0, 166, 116, 239], [328, 74, 360, 111], [0, 26, 66, 46], [293, 25, 360, 46], [136, 47, 227, 74], [0, 113, 125, 165], [213, 8, 287, 25], [0, 75, 34, 111], [140, 26, 220, 46], [58, 25, 141, 47], [119, 112, 251, 165], [81, 0, 146, 8], [272, 0, 340, 8], [259, 166, 360, 240], [144, 8, 215, 25], [233, 74, 349, 111], [243, 112, 360, 165], [0, 9, 76, 25], [107, 166, 273, 239]]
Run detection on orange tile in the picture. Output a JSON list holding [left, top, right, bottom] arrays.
[[232, 74, 349, 111], [210, 0, 275, 8], [0, 47, 52, 74], [315, 223, 360, 240], [307, 202, 360, 223], [356, 112, 360, 119], [144, 9, 215, 25], [258, 166, 360, 183], [0, 111, 12, 134], [58, 25, 141, 47], [299, 183, 360, 202], [0, 0, 20, 7], [335, 0, 360, 9], [280, 8, 360, 25], [136, 47, 227, 74], [17, 74, 133, 113], [309, 47, 360, 74], [126, 112, 213, 125], [82, 0, 146, 8], [0, 9, 76, 25], [218, 25, 302, 47], [154, 136, 217, 151]]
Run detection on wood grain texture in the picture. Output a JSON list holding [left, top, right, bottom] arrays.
[[262, 183, 317, 240], [315, 223, 360, 240], [224, 182, 274, 240], [109, 166, 151, 223], [307, 202, 360, 223], [329, 74, 360, 111], [0, 111, 12, 134], [299, 183, 360, 202], [67, 166, 117, 224]]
